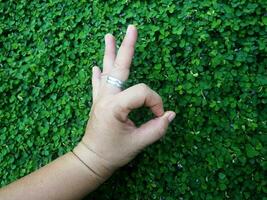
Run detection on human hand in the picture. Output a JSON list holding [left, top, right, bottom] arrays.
[[73, 25, 176, 180]]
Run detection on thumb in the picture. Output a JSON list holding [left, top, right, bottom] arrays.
[[134, 111, 176, 147]]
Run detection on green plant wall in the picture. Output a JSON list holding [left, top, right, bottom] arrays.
[[0, 0, 267, 199]]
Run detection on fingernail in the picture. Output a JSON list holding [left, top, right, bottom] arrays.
[[167, 112, 176, 122], [92, 66, 99, 74], [105, 33, 113, 41], [127, 24, 135, 34]]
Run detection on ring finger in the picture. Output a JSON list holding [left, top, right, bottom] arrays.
[[102, 33, 116, 75]]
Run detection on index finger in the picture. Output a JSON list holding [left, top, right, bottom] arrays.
[[113, 83, 164, 122]]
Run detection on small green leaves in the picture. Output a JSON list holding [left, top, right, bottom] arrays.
[[262, 16, 267, 25], [173, 25, 185, 35], [1, 0, 266, 200], [246, 144, 259, 158], [219, 173, 226, 180]]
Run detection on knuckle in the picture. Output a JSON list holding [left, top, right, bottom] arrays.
[[112, 63, 129, 77], [113, 61, 124, 70], [121, 41, 134, 49], [159, 127, 166, 136], [137, 83, 149, 92], [158, 125, 167, 138], [111, 103, 127, 122], [104, 52, 113, 59], [115, 66, 129, 75], [159, 118, 169, 134]]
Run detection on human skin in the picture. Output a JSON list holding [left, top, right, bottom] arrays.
[[0, 25, 176, 200]]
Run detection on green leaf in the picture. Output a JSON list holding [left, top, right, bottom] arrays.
[[173, 25, 185, 35], [262, 17, 267, 25], [219, 183, 227, 190], [219, 173, 226, 180], [246, 144, 259, 158]]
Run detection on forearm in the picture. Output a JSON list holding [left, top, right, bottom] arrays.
[[0, 148, 109, 200]]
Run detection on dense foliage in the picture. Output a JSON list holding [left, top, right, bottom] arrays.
[[1, 0, 267, 199]]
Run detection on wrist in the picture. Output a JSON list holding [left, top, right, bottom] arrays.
[[72, 141, 116, 181]]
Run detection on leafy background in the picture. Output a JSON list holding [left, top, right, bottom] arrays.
[[1, 0, 267, 199]]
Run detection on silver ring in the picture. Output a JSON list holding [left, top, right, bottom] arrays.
[[106, 75, 124, 89]]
